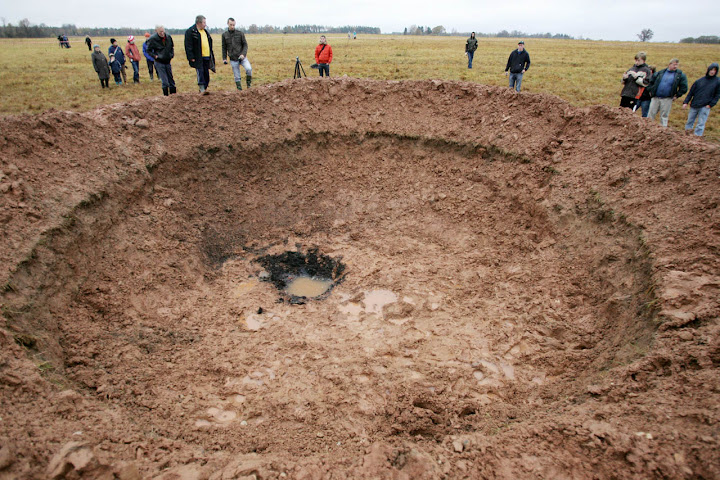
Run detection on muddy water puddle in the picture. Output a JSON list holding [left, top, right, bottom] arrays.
[[285, 276, 333, 298]]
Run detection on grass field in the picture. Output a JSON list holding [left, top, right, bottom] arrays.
[[1, 35, 719, 140]]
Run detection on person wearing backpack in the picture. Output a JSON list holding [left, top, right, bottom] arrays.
[[108, 39, 128, 85], [314, 35, 333, 77], [465, 32, 478, 69]]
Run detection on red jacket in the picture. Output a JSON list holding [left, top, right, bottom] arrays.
[[125, 43, 141, 62], [315, 43, 333, 64]]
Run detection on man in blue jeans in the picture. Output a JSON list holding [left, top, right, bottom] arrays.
[[682, 62, 719, 136], [505, 41, 531, 92]]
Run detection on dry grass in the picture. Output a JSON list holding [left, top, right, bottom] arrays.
[[1, 35, 719, 140]]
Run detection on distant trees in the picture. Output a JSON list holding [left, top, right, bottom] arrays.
[[637, 28, 654, 42], [680, 35, 720, 44], [431, 26, 446, 35]]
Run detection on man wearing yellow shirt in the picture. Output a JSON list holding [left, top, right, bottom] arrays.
[[184, 14, 216, 94]]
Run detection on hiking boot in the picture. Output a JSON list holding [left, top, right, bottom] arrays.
[[246, 76, 252, 89], [169, 86, 177, 94], [162, 87, 169, 96], [199, 85, 206, 93], [235, 81, 242, 91]]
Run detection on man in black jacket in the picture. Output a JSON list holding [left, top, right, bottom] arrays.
[[682, 62, 719, 136], [147, 25, 176, 96], [505, 41, 531, 92], [647, 59, 688, 127], [185, 15, 215, 94], [222, 17, 252, 90]]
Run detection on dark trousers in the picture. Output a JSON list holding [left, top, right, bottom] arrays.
[[318, 63, 330, 77], [196, 57, 211, 87], [467, 51, 474, 68], [130, 60, 140, 82], [146, 59, 156, 79], [620, 96, 638, 110], [99, 78, 109, 88], [155, 62, 175, 89]]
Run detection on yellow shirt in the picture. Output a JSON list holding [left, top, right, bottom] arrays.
[[199, 29, 210, 57]]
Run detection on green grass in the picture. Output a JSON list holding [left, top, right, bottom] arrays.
[[1, 35, 719, 140]]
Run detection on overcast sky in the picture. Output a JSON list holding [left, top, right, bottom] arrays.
[[2, 0, 718, 42]]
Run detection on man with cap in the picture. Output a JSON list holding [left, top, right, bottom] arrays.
[[108, 38, 127, 85], [505, 41, 531, 92], [125, 35, 142, 83]]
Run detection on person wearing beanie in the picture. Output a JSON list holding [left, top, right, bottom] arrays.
[[147, 25, 177, 96], [222, 17, 252, 90], [109, 53, 123, 85], [682, 62, 720, 136], [125, 35, 142, 83], [108, 38, 127, 84], [142, 32, 157, 81], [91, 45, 110, 88]]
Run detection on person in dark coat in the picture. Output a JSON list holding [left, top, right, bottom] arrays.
[[142, 32, 157, 81], [465, 32, 478, 69], [505, 41, 531, 92], [638, 65, 656, 117], [222, 17, 252, 90], [108, 38, 128, 85], [682, 62, 719, 136], [647, 58, 689, 127], [109, 54, 123, 85], [91, 45, 110, 88], [85, 35, 92, 51], [147, 25, 177, 96], [185, 15, 215, 94], [620, 52, 652, 110]]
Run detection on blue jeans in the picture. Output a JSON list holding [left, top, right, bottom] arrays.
[[130, 60, 140, 82], [509, 72, 523, 92], [639, 99, 651, 117], [155, 62, 175, 89], [467, 51, 474, 68], [230, 57, 252, 82], [318, 63, 330, 77], [685, 106, 711, 136], [196, 57, 211, 88]]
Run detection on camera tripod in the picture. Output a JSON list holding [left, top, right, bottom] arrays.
[[294, 57, 307, 79]]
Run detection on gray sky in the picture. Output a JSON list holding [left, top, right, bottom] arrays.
[[2, 0, 718, 41]]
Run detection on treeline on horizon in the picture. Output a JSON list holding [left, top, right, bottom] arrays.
[[679, 35, 720, 44], [0, 19, 380, 38], [400, 25, 573, 38]]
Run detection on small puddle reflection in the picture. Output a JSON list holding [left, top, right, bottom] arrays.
[[285, 276, 333, 298]]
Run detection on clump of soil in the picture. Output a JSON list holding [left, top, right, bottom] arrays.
[[0, 78, 719, 479]]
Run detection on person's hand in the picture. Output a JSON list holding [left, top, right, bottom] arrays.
[[682, 103, 688, 109], [505, 71, 509, 76], [223, 60, 228, 64], [521, 69, 526, 74], [190, 58, 195, 63], [239, 55, 245, 61], [706, 105, 712, 109]]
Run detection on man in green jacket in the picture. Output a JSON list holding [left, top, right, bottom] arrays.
[[647, 58, 689, 127], [222, 17, 252, 90]]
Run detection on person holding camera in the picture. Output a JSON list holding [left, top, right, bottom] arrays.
[[314, 35, 333, 77], [620, 52, 652, 110]]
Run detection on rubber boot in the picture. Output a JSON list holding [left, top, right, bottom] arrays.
[[235, 81, 242, 91], [246, 75, 252, 89], [162, 87, 169, 96], [199, 85, 206, 94], [169, 86, 176, 94]]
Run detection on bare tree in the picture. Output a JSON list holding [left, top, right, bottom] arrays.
[[637, 28, 654, 42]]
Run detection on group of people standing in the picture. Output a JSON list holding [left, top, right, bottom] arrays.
[[621, 52, 719, 136]]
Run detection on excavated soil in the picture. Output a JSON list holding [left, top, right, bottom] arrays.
[[1, 78, 719, 479]]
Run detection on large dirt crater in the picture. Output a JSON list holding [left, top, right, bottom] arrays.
[[0, 78, 719, 479]]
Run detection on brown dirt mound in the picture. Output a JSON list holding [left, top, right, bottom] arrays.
[[1, 78, 719, 479]]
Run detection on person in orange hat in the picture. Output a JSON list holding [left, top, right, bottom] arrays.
[[142, 32, 157, 81], [125, 35, 142, 83]]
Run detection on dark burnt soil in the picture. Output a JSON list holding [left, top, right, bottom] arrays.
[[0, 78, 719, 479]]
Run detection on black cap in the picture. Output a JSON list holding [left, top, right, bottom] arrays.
[[518, 40, 524, 44]]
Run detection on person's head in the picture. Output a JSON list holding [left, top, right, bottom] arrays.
[[196, 15, 206, 30], [127, 35, 135, 44], [110, 38, 117, 46], [156, 25, 166, 37], [93, 45, 100, 52], [518, 40, 525, 51], [634, 52, 646, 66], [707, 62, 718, 77], [471, 32, 475, 38], [144, 32, 150, 38], [319, 35, 326, 44], [227, 17, 236, 31], [667, 58, 679, 71]]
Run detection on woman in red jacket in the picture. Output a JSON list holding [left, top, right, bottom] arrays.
[[314, 35, 333, 77]]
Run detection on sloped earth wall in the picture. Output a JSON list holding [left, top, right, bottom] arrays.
[[0, 78, 718, 479]]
